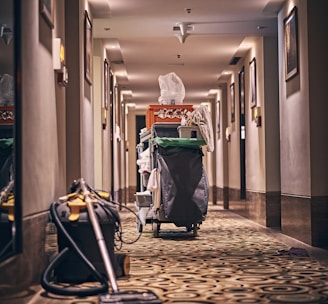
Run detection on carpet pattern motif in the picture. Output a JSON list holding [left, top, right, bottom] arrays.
[[4, 204, 328, 304], [115, 205, 328, 303]]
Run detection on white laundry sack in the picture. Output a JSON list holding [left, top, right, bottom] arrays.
[[0, 74, 14, 106], [158, 72, 185, 105]]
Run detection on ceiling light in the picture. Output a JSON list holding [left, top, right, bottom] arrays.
[[174, 22, 193, 44], [176, 33, 189, 44]]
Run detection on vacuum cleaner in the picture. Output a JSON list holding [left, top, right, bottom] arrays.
[[0, 180, 15, 260], [41, 178, 161, 303]]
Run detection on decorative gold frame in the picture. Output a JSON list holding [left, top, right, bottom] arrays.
[[104, 59, 109, 110], [284, 6, 299, 81], [249, 57, 257, 108], [40, 0, 54, 29], [84, 10, 93, 84], [230, 83, 235, 122], [217, 100, 220, 134]]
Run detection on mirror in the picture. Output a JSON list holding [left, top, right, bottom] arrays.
[[0, 0, 21, 262]]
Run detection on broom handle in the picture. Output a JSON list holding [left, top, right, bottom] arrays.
[[82, 181, 119, 293]]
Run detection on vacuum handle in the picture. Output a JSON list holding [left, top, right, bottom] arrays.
[[81, 180, 119, 293]]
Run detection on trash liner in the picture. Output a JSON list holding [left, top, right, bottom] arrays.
[[155, 145, 208, 226], [158, 72, 185, 105]]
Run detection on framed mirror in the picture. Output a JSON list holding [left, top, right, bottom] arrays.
[[0, 0, 22, 263]]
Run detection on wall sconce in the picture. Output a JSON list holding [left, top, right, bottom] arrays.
[[254, 106, 261, 127], [102, 108, 107, 130], [225, 126, 231, 142], [57, 65, 68, 87], [53, 38, 69, 86], [53, 38, 64, 70], [115, 124, 121, 141]]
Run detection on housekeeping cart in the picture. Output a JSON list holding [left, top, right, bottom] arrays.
[[136, 122, 209, 237]]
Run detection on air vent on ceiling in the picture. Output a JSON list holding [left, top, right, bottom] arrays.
[[229, 56, 241, 65]]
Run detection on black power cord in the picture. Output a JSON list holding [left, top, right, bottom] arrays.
[[41, 201, 109, 296], [91, 187, 143, 248], [41, 184, 143, 296]]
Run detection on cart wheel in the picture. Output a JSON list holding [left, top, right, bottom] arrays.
[[192, 223, 198, 237], [186, 225, 192, 232], [152, 222, 160, 238], [136, 219, 143, 233]]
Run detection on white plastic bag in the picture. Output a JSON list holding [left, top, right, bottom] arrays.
[[158, 72, 185, 105], [0, 74, 14, 106]]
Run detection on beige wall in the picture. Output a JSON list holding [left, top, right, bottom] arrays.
[[215, 87, 228, 189], [278, 0, 311, 196], [93, 41, 103, 189], [21, 0, 66, 216], [226, 69, 241, 190], [244, 39, 266, 192], [215, 35, 280, 196], [223, 38, 268, 193], [20, 0, 100, 215], [278, 0, 328, 197], [93, 38, 113, 192]]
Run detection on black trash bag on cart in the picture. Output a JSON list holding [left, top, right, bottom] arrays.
[[156, 145, 208, 226]]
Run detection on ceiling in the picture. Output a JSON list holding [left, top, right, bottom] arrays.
[[89, 0, 284, 107]]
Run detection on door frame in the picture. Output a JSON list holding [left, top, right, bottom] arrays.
[[238, 67, 246, 199]]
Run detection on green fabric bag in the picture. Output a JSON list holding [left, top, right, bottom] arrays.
[[151, 137, 206, 149]]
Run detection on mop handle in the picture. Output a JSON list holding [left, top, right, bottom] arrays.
[[81, 182, 119, 293]]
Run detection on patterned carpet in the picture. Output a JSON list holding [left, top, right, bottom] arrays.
[[115, 205, 328, 304], [3, 203, 328, 303]]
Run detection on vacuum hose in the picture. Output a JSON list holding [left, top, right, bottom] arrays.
[[41, 201, 109, 296]]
